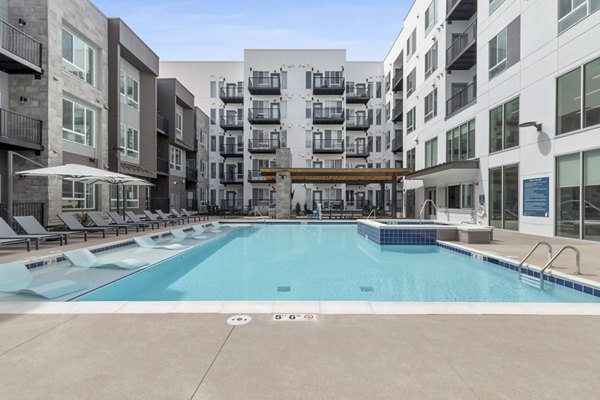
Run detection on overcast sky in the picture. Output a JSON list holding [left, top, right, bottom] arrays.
[[93, 0, 411, 61]]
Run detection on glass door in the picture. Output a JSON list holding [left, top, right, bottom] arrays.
[[313, 191, 322, 210], [489, 164, 519, 230]]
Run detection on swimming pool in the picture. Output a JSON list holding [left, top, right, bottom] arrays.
[[76, 224, 600, 302]]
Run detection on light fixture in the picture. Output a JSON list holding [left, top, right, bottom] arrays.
[[19, 96, 28, 103], [519, 121, 543, 132]]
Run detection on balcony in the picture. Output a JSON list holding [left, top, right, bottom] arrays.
[[157, 114, 168, 136], [248, 108, 280, 124], [0, 108, 43, 151], [248, 76, 280, 95], [346, 84, 369, 103], [392, 72, 403, 92], [446, 80, 477, 117], [157, 157, 169, 176], [313, 108, 345, 124], [313, 75, 345, 95], [248, 139, 281, 153], [219, 115, 244, 130], [248, 170, 267, 183], [186, 168, 198, 183], [392, 100, 403, 123], [446, 19, 477, 71], [446, 0, 477, 22], [346, 142, 370, 158], [219, 142, 244, 158], [0, 20, 43, 74], [312, 138, 344, 154], [392, 135, 403, 153], [346, 115, 371, 131], [220, 173, 244, 185], [219, 86, 244, 103]]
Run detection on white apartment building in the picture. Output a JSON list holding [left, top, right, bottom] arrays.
[[162, 0, 600, 242]]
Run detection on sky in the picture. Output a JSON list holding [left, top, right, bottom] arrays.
[[92, 0, 411, 61]]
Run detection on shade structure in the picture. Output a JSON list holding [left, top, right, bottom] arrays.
[[15, 164, 153, 186]]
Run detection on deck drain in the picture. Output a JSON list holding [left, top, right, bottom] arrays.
[[359, 286, 374, 292], [227, 315, 252, 326], [277, 286, 291, 292]]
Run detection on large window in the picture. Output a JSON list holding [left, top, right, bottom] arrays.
[[489, 165, 519, 230], [489, 0, 506, 14], [406, 107, 416, 134], [424, 41, 438, 79], [406, 29, 417, 60], [170, 146, 183, 171], [63, 98, 95, 146], [126, 75, 139, 110], [110, 185, 139, 209], [489, 97, 519, 152], [62, 179, 94, 210], [119, 123, 139, 160], [406, 148, 416, 170], [558, 0, 600, 33], [443, 184, 474, 209], [557, 57, 600, 135], [62, 28, 95, 85], [424, 88, 437, 122], [489, 27, 507, 79], [425, 137, 437, 168], [446, 119, 475, 161], [424, 0, 437, 36], [175, 107, 183, 138], [406, 68, 416, 97]]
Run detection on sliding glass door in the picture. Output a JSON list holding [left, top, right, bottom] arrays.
[[488, 164, 519, 230]]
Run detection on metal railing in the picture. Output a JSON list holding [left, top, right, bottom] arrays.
[[517, 242, 553, 279], [418, 199, 437, 221], [0, 20, 42, 68], [313, 76, 345, 90], [392, 135, 403, 153], [157, 114, 169, 134], [346, 115, 371, 129], [346, 143, 369, 157], [248, 139, 280, 152], [220, 173, 244, 183], [220, 199, 244, 210], [219, 115, 244, 129], [392, 71, 403, 91], [446, 80, 477, 116], [248, 76, 280, 90], [0, 108, 43, 148], [219, 143, 244, 156], [346, 84, 369, 100], [0, 202, 45, 229], [248, 170, 267, 182], [219, 86, 244, 100], [313, 108, 344, 119], [392, 100, 403, 122], [186, 168, 198, 182], [446, 19, 477, 68], [313, 138, 344, 152], [248, 107, 280, 121]]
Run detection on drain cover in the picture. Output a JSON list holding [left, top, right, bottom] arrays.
[[359, 286, 374, 292], [227, 315, 252, 326], [277, 286, 291, 292]]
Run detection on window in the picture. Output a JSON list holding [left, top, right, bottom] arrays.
[[490, 97, 519, 152], [557, 57, 600, 135], [170, 146, 183, 171], [62, 28, 95, 85], [126, 75, 139, 110], [446, 119, 475, 161], [210, 135, 216, 151], [375, 136, 382, 152], [110, 185, 138, 209], [406, 107, 416, 134], [119, 69, 126, 104], [200, 161, 207, 178], [489, 0, 506, 14], [63, 98, 95, 146], [62, 179, 94, 210], [306, 101, 312, 118], [406, 148, 416, 170], [200, 131, 208, 149], [424, 41, 438, 79], [119, 124, 139, 160], [210, 81, 216, 97], [424, 88, 437, 122], [376, 82, 382, 98], [406, 68, 416, 97], [210, 109, 216, 125], [406, 29, 417, 60], [385, 73, 391, 92], [385, 102, 391, 121], [175, 107, 183, 138], [558, 0, 600, 33], [425, 137, 437, 168], [424, 0, 437, 35], [384, 132, 390, 149], [210, 162, 216, 179], [376, 109, 382, 125], [489, 27, 507, 79], [490, 165, 519, 230]]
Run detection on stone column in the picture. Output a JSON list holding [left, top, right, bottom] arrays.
[[275, 172, 291, 219]]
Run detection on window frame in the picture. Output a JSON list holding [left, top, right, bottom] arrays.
[[61, 27, 96, 85], [406, 107, 416, 134], [62, 179, 95, 210], [110, 184, 139, 210], [489, 27, 508, 79], [170, 146, 183, 171], [126, 74, 139, 110], [175, 109, 183, 138], [424, 88, 438, 122], [62, 98, 95, 147], [489, 97, 520, 153], [424, 41, 438, 79]]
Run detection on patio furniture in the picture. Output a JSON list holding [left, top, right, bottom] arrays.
[[170, 209, 193, 223], [58, 213, 119, 238], [87, 212, 130, 234], [0, 217, 65, 250], [124, 211, 163, 229], [170, 228, 207, 241], [143, 210, 176, 227], [14, 216, 87, 242], [0, 238, 31, 252], [133, 235, 187, 250], [107, 211, 152, 231], [181, 208, 207, 221], [63, 249, 149, 270], [155, 210, 185, 225], [0, 261, 87, 299]]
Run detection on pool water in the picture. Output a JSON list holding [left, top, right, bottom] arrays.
[[76, 224, 599, 302]]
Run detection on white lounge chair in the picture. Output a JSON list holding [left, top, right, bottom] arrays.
[[133, 236, 188, 250], [63, 249, 149, 270], [171, 228, 207, 241], [190, 225, 210, 238], [209, 221, 230, 232], [0, 261, 87, 299]]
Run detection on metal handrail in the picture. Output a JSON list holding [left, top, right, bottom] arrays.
[[418, 199, 437, 222], [517, 242, 553, 278], [367, 209, 376, 219], [539, 246, 581, 289]]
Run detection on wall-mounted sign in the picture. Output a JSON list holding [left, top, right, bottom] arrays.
[[523, 177, 549, 217]]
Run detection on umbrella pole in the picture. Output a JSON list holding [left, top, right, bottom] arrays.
[[122, 182, 126, 218]]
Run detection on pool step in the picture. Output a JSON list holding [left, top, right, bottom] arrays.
[[519, 274, 542, 289]]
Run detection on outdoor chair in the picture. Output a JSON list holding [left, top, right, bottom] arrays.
[[0, 237, 31, 252], [0, 261, 87, 299], [170, 228, 207, 241], [133, 235, 187, 250], [155, 210, 185, 225], [58, 213, 119, 238], [15, 216, 87, 242], [108, 212, 152, 231], [87, 212, 130, 234], [125, 211, 162, 229], [0, 217, 65, 250], [170, 209, 194, 223], [63, 249, 148, 270], [181, 209, 207, 221]]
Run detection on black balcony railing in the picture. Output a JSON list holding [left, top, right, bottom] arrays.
[[248, 170, 267, 182], [219, 86, 244, 103], [219, 143, 244, 157], [392, 71, 404, 92], [220, 173, 244, 184], [0, 20, 43, 73], [313, 75, 345, 94], [149, 198, 170, 212], [186, 168, 198, 183], [157, 157, 169, 175], [392, 100, 403, 123], [346, 115, 371, 131], [313, 200, 344, 210], [346, 143, 370, 157], [313, 108, 345, 124], [392, 135, 403, 153], [248, 108, 280, 124], [313, 138, 344, 153], [346, 85, 369, 103], [250, 199, 272, 210], [157, 114, 168, 135], [0, 108, 43, 151], [219, 115, 244, 130], [248, 76, 281, 94], [220, 199, 244, 211], [446, 19, 477, 70], [248, 139, 280, 153], [446, 80, 477, 116], [446, 0, 477, 22]]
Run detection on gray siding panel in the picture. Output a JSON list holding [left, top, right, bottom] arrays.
[[507, 16, 521, 69]]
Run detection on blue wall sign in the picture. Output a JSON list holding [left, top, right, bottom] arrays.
[[523, 177, 550, 217]]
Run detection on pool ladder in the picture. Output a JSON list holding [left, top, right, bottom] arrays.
[[517, 242, 581, 289]]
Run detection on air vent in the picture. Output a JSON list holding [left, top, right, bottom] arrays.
[[277, 286, 291, 292], [359, 286, 374, 292]]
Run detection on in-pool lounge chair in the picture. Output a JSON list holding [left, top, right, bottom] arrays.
[[58, 213, 118, 238], [209, 221, 232, 232], [190, 225, 210, 238], [108, 212, 152, 231], [0, 217, 65, 250], [125, 211, 162, 229], [155, 210, 185, 225], [0, 238, 31, 252], [133, 235, 188, 250], [170, 228, 207, 241], [142, 210, 174, 228], [87, 212, 130, 234], [0, 261, 87, 299], [63, 249, 149, 270], [15, 216, 87, 242]]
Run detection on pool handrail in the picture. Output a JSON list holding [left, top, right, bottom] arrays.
[[418, 199, 437, 222], [517, 241, 553, 279], [540, 246, 581, 289]]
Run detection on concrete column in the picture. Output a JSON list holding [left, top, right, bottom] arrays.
[[276, 148, 292, 168], [275, 172, 292, 219], [380, 182, 385, 216]]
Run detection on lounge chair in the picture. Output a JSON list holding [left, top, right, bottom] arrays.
[[124, 211, 162, 229], [63, 249, 149, 270], [0, 217, 65, 250], [190, 225, 210, 238], [170, 228, 207, 241], [0, 261, 87, 299], [142, 210, 174, 227], [181, 209, 206, 222], [209, 221, 232, 232], [87, 212, 129, 234], [58, 213, 117, 238], [155, 210, 185, 225], [170, 208, 193, 223], [0, 238, 31, 252], [15, 216, 87, 242], [108, 212, 152, 231], [133, 235, 188, 250]]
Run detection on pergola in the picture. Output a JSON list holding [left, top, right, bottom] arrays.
[[259, 168, 412, 217]]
